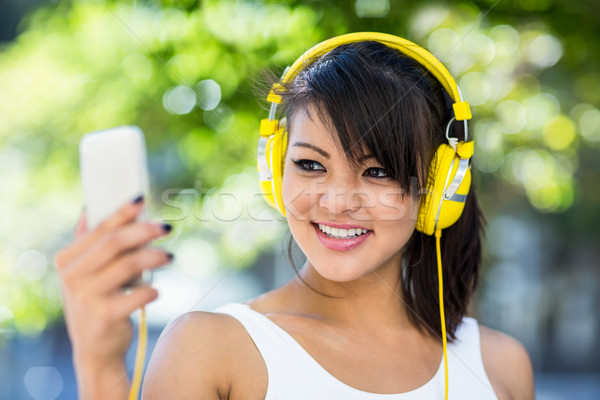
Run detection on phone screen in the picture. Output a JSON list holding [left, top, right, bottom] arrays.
[[79, 126, 150, 229]]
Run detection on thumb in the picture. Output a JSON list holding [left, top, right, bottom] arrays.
[[74, 208, 88, 239]]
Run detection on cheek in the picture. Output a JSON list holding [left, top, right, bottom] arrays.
[[281, 171, 312, 219], [376, 191, 418, 223], [375, 193, 418, 245]]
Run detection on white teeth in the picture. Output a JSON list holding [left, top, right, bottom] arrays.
[[317, 224, 369, 239]]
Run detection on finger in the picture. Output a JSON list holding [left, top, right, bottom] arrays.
[[74, 210, 88, 240], [93, 248, 172, 294], [65, 221, 171, 277], [55, 209, 90, 270], [95, 195, 145, 233], [106, 285, 159, 321], [61, 196, 145, 265]]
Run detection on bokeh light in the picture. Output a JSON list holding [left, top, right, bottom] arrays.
[[355, 0, 390, 18], [579, 108, 600, 143], [524, 93, 560, 131], [24, 367, 63, 400], [527, 33, 563, 68], [196, 79, 222, 111], [489, 25, 520, 56], [543, 114, 577, 151], [496, 100, 527, 134], [16, 250, 48, 281], [163, 85, 197, 115], [460, 71, 492, 106]]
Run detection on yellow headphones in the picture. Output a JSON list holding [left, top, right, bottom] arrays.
[[256, 32, 475, 399]]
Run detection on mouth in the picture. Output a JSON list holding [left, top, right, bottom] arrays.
[[311, 222, 372, 251], [313, 223, 370, 240]]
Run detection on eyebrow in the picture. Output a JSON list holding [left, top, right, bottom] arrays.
[[291, 141, 375, 163]]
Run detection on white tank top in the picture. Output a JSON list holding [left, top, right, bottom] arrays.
[[213, 302, 498, 399]]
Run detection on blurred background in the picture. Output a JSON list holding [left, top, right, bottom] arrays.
[[0, 0, 598, 399]]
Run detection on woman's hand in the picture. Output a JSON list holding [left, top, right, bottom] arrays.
[[54, 197, 173, 399]]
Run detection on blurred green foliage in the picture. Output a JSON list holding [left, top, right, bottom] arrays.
[[0, 0, 599, 336]]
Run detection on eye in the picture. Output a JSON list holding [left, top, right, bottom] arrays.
[[364, 167, 389, 179], [291, 159, 326, 172]]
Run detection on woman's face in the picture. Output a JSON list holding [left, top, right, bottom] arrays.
[[281, 105, 419, 283]]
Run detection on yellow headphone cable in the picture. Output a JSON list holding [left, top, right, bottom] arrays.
[[128, 306, 147, 400], [436, 229, 449, 399]]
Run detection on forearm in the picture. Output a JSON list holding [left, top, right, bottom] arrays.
[[74, 359, 131, 400]]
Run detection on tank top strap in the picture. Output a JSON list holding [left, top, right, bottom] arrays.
[[211, 302, 313, 398], [447, 317, 497, 398], [212, 303, 294, 364]]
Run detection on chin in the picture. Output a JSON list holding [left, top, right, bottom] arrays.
[[306, 255, 376, 283]]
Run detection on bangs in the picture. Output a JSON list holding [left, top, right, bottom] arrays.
[[278, 41, 451, 194]]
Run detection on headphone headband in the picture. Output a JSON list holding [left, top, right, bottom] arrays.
[[269, 32, 472, 121]]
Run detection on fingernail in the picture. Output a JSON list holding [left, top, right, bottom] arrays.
[[133, 195, 144, 204], [161, 223, 172, 233]]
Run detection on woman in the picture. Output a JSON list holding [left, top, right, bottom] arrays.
[[55, 34, 534, 399]]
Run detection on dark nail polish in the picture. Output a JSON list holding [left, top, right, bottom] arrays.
[[162, 223, 172, 233], [166, 252, 174, 261], [133, 195, 144, 204]]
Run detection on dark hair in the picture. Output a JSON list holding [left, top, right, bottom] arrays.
[[271, 41, 485, 342]]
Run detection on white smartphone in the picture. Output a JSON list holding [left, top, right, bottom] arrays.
[[79, 125, 152, 286]]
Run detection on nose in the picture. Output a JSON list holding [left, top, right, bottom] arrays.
[[318, 181, 364, 216]]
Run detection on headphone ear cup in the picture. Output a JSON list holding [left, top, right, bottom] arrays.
[[437, 162, 471, 232], [416, 144, 471, 235], [258, 135, 277, 210], [270, 126, 288, 217]]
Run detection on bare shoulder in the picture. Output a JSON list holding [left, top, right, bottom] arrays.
[[142, 310, 267, 400], [479, 325, 535, 400]]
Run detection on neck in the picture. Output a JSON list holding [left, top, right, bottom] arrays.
[[291, 259, 413, 334]]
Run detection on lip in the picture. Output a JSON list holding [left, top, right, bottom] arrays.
[[313, 221, 369, 230], [312, 223, 372, 251]]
